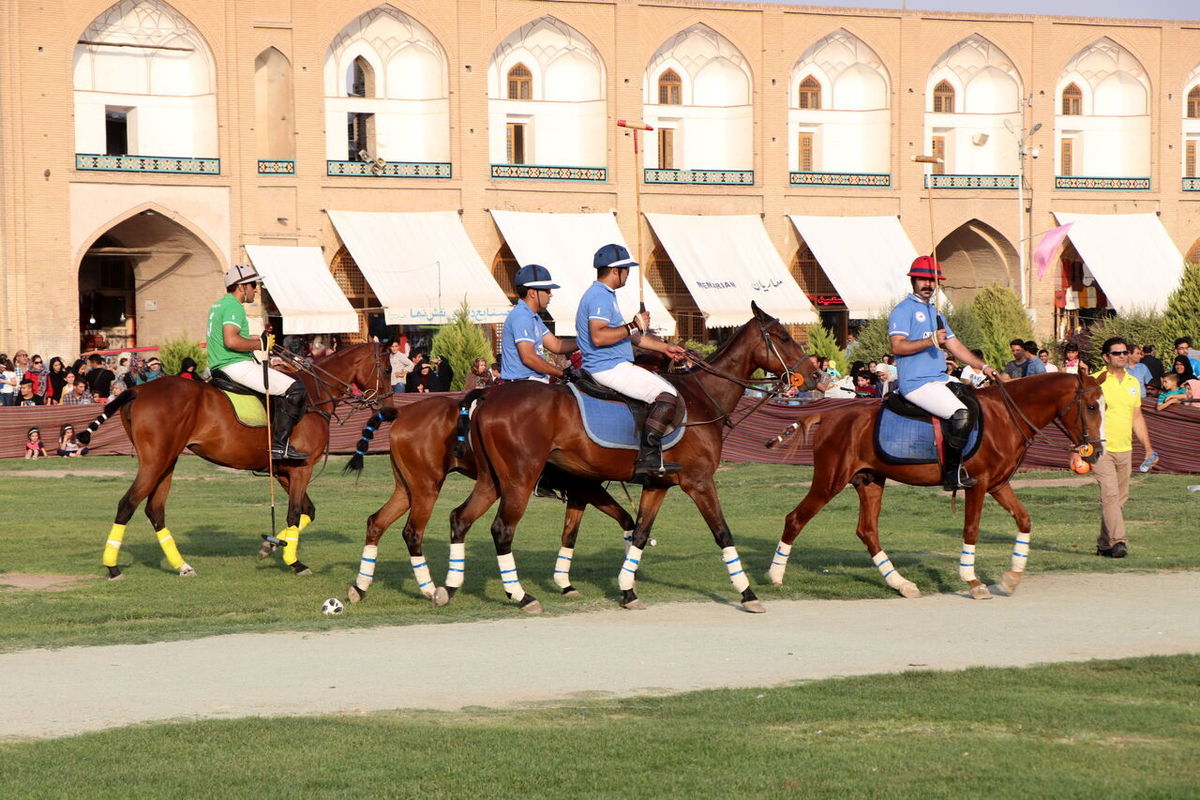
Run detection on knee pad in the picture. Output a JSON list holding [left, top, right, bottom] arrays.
[[654, 391, 675, 405]]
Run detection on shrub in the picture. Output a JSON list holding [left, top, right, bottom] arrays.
[[430, 300, 494, 391], [1080, 309, 1166, 367], [944, 302, 984, 356], [970, 285, 1033, 369], [682, 339, 717, 359], [802, 324, 841, 364], [156, 333, 207, 376], [1162, 261, 1200, 351], [848, 316, 891, 367]]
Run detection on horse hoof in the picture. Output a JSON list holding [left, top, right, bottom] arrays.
[[256, 542, 276, 560], [742, 599, 766, 614], [518, 596, 543, 614], [561, 586, 581, 597], [620, 598, 647, 611], [898, 582, 921, 599], [107, 571, 124, 581], [178, 564, 197, 577], [432, 586, 450, 608], [348, 584, 366, 604], [999, 571, 1023, 595], [292, 562, 312, 576], [969, 582, 992, 600]]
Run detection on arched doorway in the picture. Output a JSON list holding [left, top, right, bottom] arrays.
[[1186, 237, 1200, 264], [934, 219, 1018, 307], [77, 210, 225, 354]]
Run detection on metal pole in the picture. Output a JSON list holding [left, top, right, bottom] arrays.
[[1017, 145, 1027, 307], [911, 154, 945, 332]]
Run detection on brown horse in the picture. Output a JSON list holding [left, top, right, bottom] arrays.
[[76, 343, 391, 579], [765, 371, 1103, 599], [340, 396, 637, 609], [442, 303, 820, 613]]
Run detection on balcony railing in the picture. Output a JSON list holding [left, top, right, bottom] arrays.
[[1055, 176, 1150, 191], [490, 164, 606, 181], [1183, 177, 1200, 191], [257, 159, 295, 175], [327, 160, 452, 178], [76, 153, 220, 174], [790, 171, 890, 187], [924, 174, 1018, 189], [644, 168, 754, 185]]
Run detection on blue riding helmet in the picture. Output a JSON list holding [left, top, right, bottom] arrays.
[[593, 243, 638, 270], [514, 263, 560, 290]]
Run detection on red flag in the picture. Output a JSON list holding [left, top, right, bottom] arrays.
[[1034, 223, 1073, 280]]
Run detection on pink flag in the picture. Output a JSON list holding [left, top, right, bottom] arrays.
[[1034, 223, 1073, 280]]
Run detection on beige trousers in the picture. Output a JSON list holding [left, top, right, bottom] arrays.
[[1093, 449, 1132, 549]]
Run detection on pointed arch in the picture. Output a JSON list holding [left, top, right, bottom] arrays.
[[488, 16, 606, 102], [934, 220, 1019, 306], [507, 62, 532, 99], [644, 23, 752, 106], [933, 80, 955, 113], [1189, 85, 1200, 119], [798, 76, 821, 110], [1062, 82, 1083, 116], [659, 68, 682, 105], [255, 47, 294, 160]]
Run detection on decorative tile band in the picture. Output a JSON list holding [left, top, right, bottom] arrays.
[[490, 164, 607, 181], [327, 160, 452, 178], [76, 153, 220, 174], [790, 171, 891, 187], [924, 174, 1018, 189], [644, 168, 754, 185], [1054, 176, 1151, 191], [257, 159, 296, 175], [1182, 177, 1200, 191]]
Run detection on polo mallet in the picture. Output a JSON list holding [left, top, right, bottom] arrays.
[[617, 119, 654, 332], [261, 325, 282, 551], [912, 154, 946, 350]]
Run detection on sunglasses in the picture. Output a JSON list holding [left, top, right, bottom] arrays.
[[1107, 351, 1129, 356]]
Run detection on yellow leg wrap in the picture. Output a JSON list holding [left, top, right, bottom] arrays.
[[298, 514, 312, 532], [102, 523, 127, 568], [279, 526, 300, 566], [155, 528, 185, 570]]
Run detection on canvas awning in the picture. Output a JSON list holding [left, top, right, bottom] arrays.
[[489, 210, 675, 337], [643, 213, 818, 328], [326, 210, 512, 325], [786, 216, 917, 318], [243, 245, 359, 334], [1051, 212, 1184, 314]]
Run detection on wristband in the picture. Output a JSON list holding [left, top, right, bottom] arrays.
[[626, 321, 639, 336]]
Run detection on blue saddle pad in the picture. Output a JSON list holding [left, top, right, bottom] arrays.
[[875, 408, 981, 465], [567, 384, 686, 451]]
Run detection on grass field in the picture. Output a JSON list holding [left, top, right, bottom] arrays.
[[1, 455, 1196, 651], [0, 655, 1197, 798]]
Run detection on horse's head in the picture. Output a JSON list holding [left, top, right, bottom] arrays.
[[749, 301, 822, 392], [1060, 371, 1105, 464], [317, 342, 392, 408]]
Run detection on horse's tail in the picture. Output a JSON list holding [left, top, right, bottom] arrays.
[[453, 389, 488, 459], [76, 390, 136, 446], [342, 407, 399, 476], [764, 412, 821, 449]]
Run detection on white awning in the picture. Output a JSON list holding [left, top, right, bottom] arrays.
[[786, 215, 917, 318], [1051, 212, 1184, 314], [243, 245, 359, 334], [326, 210, 512, 325], [489, 210, 675, 337], [643, 213, 818, 328]]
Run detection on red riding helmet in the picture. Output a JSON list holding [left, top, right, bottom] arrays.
[[907, 255, 945, 281]]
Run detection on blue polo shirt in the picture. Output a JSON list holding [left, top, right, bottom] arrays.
[[576, 281, 632, 372], [500, 299, 551, 380], [1127, 361, 1151, 398], [888, 293, 955, 395]]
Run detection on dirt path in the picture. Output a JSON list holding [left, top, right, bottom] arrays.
[[2, 571, 1197, 741]]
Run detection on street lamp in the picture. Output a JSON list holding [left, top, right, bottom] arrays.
[[1005, 117, 1042, 309]]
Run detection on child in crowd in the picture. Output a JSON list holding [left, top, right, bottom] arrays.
[[57, 423, 87, 457], [1157, 372, 1188, 409], [25, 427, 48, 459]]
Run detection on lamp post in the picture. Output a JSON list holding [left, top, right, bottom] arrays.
[[1005, 117, 1042, 309]]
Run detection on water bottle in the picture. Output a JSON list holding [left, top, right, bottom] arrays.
[[1138, 452, 1159, 473]]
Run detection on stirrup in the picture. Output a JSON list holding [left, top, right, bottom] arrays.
[[633, 452, 682, 479], [942, 465, 977, 491], [271, 443, 309, 461]]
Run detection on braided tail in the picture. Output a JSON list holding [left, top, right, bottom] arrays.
[[343, 407, 398, 476], [76, 390, 136, 446]]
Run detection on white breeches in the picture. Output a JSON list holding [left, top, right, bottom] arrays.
[[901, 381, 966, 420], [219, 359, 298, 396], [590, 361, 677, 404]]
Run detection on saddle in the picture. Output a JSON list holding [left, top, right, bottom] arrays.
[[568, 369, 686, 452], [874, 382, 983, 466], [207, 369, 269, 427]]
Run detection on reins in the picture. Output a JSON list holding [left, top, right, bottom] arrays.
[[992, 372, 1101, 454], [271, 344, 387, 417]]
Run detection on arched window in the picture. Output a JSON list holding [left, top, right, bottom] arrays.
[[658, 69, 681, 105], [1062, 83, 1082, 116], [798, 76, 821, 110], [933, 80, 955, 113], [1189, 86, 1200, 119], [349, 56, 375, 98], [507, 63, 532, 100]]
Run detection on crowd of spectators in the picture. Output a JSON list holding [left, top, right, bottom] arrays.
[[1, 348, 171, 407]]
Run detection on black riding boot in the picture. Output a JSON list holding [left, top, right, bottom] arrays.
[[942, 408, 977, 491], [271, 382, 310, 461], [633, 394, 682, 481]]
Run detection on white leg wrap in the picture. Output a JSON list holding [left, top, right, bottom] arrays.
[[958, 542, 978, 583], [623, 530, 634, 556], [873, 550, 911, 591], [722, 546, 750, 592], [768, 540, 792, 584], [1010, 536, 1030, 574], [356, 544, 379, 591], [445, 542, 465, 589], [497, 552, 525, 602], [618, 545, 643, 591], [553, 546, 574, 589], [410, 555, 435, 598]]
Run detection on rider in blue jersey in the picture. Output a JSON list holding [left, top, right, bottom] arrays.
[[499, 264, 577, 382]]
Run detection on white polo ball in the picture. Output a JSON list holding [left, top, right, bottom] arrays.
[[321, 597, 344, 615]]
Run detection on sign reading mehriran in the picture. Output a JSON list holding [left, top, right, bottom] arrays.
[[695, 281, 737, 290]]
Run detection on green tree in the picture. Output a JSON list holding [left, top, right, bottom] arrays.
[[1081, 309, 1166, 368], [850, 315, 891, 366], [156, 333, 208, 376], [1162, 261, 1200, 353], [430, 300, 495, 391], [802, 324, 841, 364], [969, 285, 1034, 369]]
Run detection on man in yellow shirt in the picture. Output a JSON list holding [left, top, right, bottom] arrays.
[[1093, 337, 1154, 558]]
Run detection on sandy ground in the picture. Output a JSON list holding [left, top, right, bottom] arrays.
[[1, 571, 1197, 741]]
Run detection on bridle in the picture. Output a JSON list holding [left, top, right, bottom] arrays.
[[272, 343, 389, 417], [995, 370, 1101, 456]]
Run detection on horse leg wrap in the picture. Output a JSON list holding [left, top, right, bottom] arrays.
[[958, 543, 978, 584], [298, 514, 313, 532], [553, 547, 574, 589], [445, 542, 465, 589], [623, 530, 635, 556], [872, 550, 911, 591], [410, 556, 435, 598], [497, 552, 525, 602], [356, 544, 378, 592], [1010, 537, 1030, 574], [618, 546, 643, 591], [722, 546, 750, 592], [102, 523, 126, 568], [278, 526, 300, 566], [768, 541, 792, 584], [155, 528, 185, 570]]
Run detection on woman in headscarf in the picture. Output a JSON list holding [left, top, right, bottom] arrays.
[[1171, 355, 1200, 399], [177, 357, 200, 380], [46, 357, 68, 404]]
